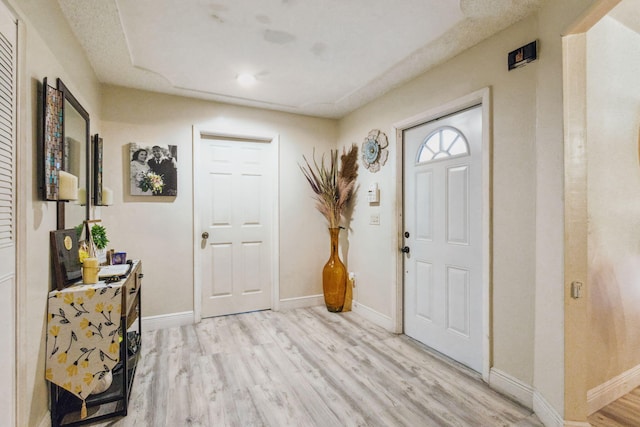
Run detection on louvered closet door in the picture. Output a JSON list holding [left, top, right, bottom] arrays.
[[0, 2, 16, 426]]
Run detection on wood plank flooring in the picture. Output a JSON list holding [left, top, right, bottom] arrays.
[[91, 307, 542, 426], [588, 386, 640, 427]]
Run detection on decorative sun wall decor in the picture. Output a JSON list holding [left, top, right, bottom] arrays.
[[361, 129, 388, 173]]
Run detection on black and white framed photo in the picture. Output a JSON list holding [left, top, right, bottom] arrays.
[[129, 143, 178, 196]]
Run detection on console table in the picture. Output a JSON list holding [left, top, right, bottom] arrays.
[[47, 260, 142, 427]]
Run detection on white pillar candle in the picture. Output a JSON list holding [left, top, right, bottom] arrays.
[[77, 188, 86, 206], [102, 186, 113, 206], [58, 171, 78, 201]]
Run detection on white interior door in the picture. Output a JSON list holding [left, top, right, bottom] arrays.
[[199, 136, 273, 318], [403, 105, 483, 372], [0, 3, 16, 426]]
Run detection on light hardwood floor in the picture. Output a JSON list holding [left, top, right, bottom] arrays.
[[588, 386, 640, 427], [91, 307, 543, 426]]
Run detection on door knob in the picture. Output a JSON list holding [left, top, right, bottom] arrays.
[[202, 232, 209, 239], [401, 246, 410, 253]]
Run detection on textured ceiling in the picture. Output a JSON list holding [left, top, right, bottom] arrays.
[[57, 0, 547, 118]]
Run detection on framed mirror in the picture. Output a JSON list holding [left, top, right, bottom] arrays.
[[56, 79, 90, 231]]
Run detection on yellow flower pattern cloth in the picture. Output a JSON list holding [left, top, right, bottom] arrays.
[[46, 282, 123, 402]]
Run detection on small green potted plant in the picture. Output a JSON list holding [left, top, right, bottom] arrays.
[[91, 224, 109, 250], [89, 223, 109, 264]]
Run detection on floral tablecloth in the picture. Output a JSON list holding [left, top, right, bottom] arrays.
[[46, 281, 123, 416]]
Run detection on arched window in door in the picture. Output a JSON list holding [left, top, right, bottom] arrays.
[[416, 126, 469, 163]]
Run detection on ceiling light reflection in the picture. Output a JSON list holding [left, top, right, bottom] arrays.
[[237, 73, 257, 86]]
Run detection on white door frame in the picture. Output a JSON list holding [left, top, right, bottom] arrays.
[[192, 127, 280, 323], [393, 88, 492, 381]]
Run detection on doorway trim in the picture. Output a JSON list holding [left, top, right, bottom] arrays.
[[562, 0, 621, 422], [192, 126, 280, 322], [392, 87, 492, 381]]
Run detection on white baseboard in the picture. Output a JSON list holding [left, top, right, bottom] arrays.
[[489, 373, 579, 427], [276, 296, 396, 335], [489, 368, 534, 409], [278, 294, 325, 310], [141, 311, 194, 332], [587, 363, 640, 414], [352, 301, 395, 331], [533, 391, 563, 427]]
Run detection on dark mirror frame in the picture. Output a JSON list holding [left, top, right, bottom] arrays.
[[56, 78, 90, 230], [93, 133, 104, 206]]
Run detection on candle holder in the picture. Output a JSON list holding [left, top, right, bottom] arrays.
[[82, 257, 99, 284]]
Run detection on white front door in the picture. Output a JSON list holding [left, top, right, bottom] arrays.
[[403, 105, 483, 372], [199, 136, 273, 318], [0, 3, 16, 426]]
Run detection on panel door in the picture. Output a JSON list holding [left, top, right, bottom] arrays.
[[403, 105, 483, 372], [200, 137, 272, 318]]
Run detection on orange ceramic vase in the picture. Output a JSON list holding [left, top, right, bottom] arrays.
[[322, 228, 347, 312]]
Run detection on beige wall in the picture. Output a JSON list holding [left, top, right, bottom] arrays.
[[7, 0, 102, 425], [99, 86, 337, 317], [587, 15, 640, 391]]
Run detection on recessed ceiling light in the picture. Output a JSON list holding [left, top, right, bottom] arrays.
[[237, 73, 257, 86]]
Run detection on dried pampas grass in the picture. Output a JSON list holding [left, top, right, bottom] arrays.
[[300, 144, 359, 228]]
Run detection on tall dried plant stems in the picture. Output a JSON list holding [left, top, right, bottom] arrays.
[[337, 144, 359, 209], [300, 144, 359, 229]]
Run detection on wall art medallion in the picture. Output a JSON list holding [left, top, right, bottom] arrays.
[[361, 129, 388, 173]]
